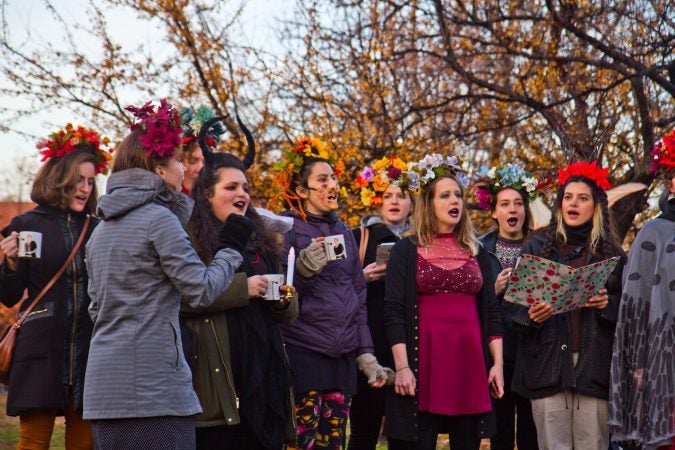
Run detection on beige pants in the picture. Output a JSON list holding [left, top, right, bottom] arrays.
[[531, 390, 609, 450]]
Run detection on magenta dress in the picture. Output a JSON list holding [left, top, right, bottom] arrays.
[[416, 234, 492, 416]]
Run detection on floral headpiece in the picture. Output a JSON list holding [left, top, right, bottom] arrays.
[[410, 153, 469, 191], [474, 164, 539, 210], [650, 129, 675, 176], [36, 123, 113, 175], [356, 156, 411, 207], [125, 99, 182, 158], [271, 135, 341, 220], [557, 161, 611, 191], [180, 105, 225, 147]]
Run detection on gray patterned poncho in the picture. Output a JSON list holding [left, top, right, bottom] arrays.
[[609, 209, 675, 448]]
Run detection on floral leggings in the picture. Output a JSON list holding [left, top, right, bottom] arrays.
[[290, 390, 352, 449]]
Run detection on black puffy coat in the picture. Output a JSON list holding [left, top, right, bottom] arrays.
[[1, 206, 96, 416], [501, 231, 624, 400]]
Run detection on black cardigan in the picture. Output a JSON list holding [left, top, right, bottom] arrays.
[[501, 231, 625, 400], [383, 237, 503, 442]]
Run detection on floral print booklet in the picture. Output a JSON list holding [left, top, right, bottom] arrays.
[[504, 254, 620, 314]]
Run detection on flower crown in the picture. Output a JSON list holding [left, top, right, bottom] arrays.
[[650, 129, 675, 176], [180, 105, 225, 147], [557, 161, 611, 191], [410, 153, 469, 191], [356, 156, 412, 207], [271, 135, 341, 220], [125, 99, 182, 158], [36, 123, 113, 175], [475, 164, 539, 210]]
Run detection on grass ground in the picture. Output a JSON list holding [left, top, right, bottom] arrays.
[[0, 391, 64, 450], [0, 391, 490, 449]]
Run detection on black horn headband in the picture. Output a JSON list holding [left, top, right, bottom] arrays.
[[198, 114, 256, 170]]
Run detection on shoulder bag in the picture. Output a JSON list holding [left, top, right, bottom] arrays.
[[0, 215, 90, 385]]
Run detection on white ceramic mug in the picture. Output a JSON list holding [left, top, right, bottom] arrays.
[[18, 231, 42, 259], [261, 274, 285, 301], [324, 234, 347, 261]]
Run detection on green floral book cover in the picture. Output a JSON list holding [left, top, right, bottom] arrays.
[[503, 254, 620, 314]]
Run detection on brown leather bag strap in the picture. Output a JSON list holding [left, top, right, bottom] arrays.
[[358, 225, 369, 266], [14, 215, 91, 329]]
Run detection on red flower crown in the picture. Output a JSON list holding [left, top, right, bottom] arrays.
[[557, 161, 611, 191], [36, 123, 113, 175], [125, 99, 182, 159], [651, 129, 675, 176]]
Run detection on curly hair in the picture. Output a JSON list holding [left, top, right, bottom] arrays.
[[540, 175, 620, 261], [187, 152, 281, 261]]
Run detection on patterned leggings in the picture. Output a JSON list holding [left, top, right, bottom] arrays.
[[290, 390, 352, 449]]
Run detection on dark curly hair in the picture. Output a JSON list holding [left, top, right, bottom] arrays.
[[540, 175, 621, 261], [187, 152, 281, 261]]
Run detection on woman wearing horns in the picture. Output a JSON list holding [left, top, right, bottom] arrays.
[[181, 115, 299, 450]]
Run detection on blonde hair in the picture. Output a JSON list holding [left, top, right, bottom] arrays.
[[407, 174, 479, 255]]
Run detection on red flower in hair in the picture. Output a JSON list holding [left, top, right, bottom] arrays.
[[37, 123, 113, 175], [557, 161, 611, 191], [125, 99, 182, 159], [651, 129, 675, 176]]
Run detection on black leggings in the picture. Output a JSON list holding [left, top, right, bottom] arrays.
[[388, 412, 482, 450]]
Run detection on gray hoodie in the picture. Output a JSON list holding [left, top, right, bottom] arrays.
[[83, 169, 242, 420]]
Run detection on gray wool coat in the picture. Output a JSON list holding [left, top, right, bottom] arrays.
[[83, 169, 242, 420]]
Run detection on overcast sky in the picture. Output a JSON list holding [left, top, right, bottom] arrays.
[[0, 0, 286, 169]]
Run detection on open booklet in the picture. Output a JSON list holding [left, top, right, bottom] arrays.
[[503, 254, 620, 315]]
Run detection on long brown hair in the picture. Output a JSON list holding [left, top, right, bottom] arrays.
[[31, 147, 99, 214], [407, 174, 479, 255]]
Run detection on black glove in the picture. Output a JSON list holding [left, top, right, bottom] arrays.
[[217, 214, 255, 254]]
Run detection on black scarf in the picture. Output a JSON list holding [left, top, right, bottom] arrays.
[[658, 197, 675, 222], [564, 220, 593, 246]]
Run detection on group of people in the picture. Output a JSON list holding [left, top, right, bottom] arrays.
[[0, 98, 672, 450]]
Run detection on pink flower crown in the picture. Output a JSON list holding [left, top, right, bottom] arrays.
[[125, 99, 182, 159], [36, 123, 113, 175]]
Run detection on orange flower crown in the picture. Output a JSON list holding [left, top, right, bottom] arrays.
[[557, 161, 611, 191], [270, 136, 343, 220], [36, 123, 113, 175], [356, 156, 411, 207], [651, 129, 675, 176]]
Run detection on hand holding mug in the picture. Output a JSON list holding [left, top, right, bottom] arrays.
[[0, 232, 19, 271], [247, 275, 269, 299]]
